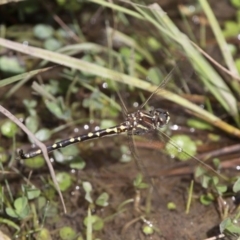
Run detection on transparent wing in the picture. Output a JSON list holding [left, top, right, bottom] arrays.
[[144, 59, 194, 109], [128, 123, 227, 237]]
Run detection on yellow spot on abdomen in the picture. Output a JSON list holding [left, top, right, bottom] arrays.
[[96, 132, 100, 137], [52, 144, 57, 148], [120, 125, 126, 130], [36, 149, 42, 154]]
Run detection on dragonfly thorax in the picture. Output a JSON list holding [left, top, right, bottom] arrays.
[[125, 109, 170, 135]]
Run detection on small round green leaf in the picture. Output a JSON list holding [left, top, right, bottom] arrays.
[[233, 177, 240, 193], [216, 185, 227, 194], [96, 192, 109, 207], [200, 193, 214, 205], [25, 115, 39, 134], [14, 196, 28, 210], [167, 202, 176, 210], [142, 225, 154, 235], [59, 226, 76, 240], [35, 128, 51, 141], [147, 67, 163, 85], [165, 135, 197, 161], [1, 121, 18, 138], [36, 228, 52, 240], [23, 156, 45, 169], [25, 186, 41, 200], [0, 56, 25, 74], [33, 24, 54, 39], [56, 172, 72, 192], [5, 207, 18, 218], [44, 38, 62, 51], [70, 158, 86, 170], [147, 36, 161, 50]]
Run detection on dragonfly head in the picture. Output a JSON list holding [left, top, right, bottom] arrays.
[[150, 108, 170, 128]]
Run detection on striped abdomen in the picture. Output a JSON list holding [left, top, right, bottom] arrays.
[[19, 123, 129, 159]]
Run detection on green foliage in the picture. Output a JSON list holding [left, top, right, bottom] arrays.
[[235, 58, 240, 74], [0, 147, 8, 163], [34, 128, 51, 142], [100, 119, 117, 129], [82, 90, 104, 110], [147, 37, 161, 50], [196, 166, 228, 205], [23, 156, 45, 169], [37, 196, 47, 211], [33, 24, 54, 40], [59, 226, 76, 240], [167, 202, 176, 210], [36, 228, 52, 240], [0, 56, 25, 74], [53, 144, 80, 163], [24, 185, 41, 200], [56, 172, 72, 192], [187, 118, 213, 130], [231, 0, 240, 8], [208, 134, 220, 142], [45, 98, 70, 120], [147, 67, 163, 85], [23, 99, 38, 116], [25, 115, 39, 134], [55, 0, 83, 11], [165, 135, 197, 161], [5, 196, 30, 219], [95, 192, 109, 207], [69, 157, 86, 170], [44, 38, 62, 51], [83, 215, 104, 231], [119, 47, 143, 62], [1, 121, 18, 138], [82, 182, 93, 203], [133, 173, 149, 189], [142, 224, 154, 235], [220, 218, 240, 234], [233, 177, 240, 192], [1, 0, 239, 238], [119, 145, 132, 163], [200, 193, 214, 205], [223, 21, 240, 38], [227, 43, 237, 56]]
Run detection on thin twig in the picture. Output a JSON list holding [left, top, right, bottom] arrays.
[[191, 40, 240, 81], [0, 105, 67, 213]]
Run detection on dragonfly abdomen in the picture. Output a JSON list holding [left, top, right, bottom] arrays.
[[19, 123, 129, 159]]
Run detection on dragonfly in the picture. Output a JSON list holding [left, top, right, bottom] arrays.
[[19, 68, 175, 160]]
